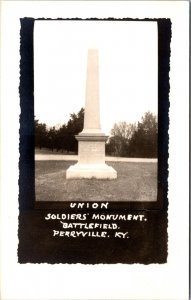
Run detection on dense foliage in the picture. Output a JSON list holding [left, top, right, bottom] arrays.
[[35, 108, 84, 153], [106, 112, 158, 158]]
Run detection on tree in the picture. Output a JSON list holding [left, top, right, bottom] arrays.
[[128, 112, 158, 158], [106, 122, 136, 157], [46, 126, 57, 151], [106, 112, 158, 158], [35, 119, 48, 149], [111, 122, 136, 140], [55, 124, 68, 152], [65, 108, 84, 153], [34, 108, 84, 153]]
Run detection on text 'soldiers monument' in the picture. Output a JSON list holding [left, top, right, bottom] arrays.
[[66, 49, 117, 179]]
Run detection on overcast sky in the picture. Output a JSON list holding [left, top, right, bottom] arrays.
[[34, 20, 158, 134]]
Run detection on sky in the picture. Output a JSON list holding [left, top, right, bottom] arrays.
[[34, 20, 158, 134]]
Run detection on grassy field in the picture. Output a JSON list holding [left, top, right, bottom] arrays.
[[35, 160, 157, 202]]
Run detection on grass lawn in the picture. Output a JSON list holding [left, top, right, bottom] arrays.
[[35, 160, 157, 202]]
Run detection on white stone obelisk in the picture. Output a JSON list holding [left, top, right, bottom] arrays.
[[66, 49, 117, 179], [82, 49, 101, 135]]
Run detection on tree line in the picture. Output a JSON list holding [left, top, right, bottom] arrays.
[[35, 108, 84, 153], [35, 108, 157, 158], [106, 112, 157, 158]]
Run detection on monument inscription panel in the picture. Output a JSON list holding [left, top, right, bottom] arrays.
[[78, 141, 105, 164]]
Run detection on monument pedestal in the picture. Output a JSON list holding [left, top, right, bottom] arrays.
[[66, 134, 117, 179], [66, 163, 117, 179]]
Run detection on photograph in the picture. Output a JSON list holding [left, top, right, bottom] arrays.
[[34, 20, 158, 204]]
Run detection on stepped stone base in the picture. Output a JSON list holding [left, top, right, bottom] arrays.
[[66, 163, 117, 179]]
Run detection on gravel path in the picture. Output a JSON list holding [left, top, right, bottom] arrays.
[[35, 154, 157, 163]]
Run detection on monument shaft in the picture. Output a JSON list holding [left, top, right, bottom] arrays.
[[83, 49, 101, 134]]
